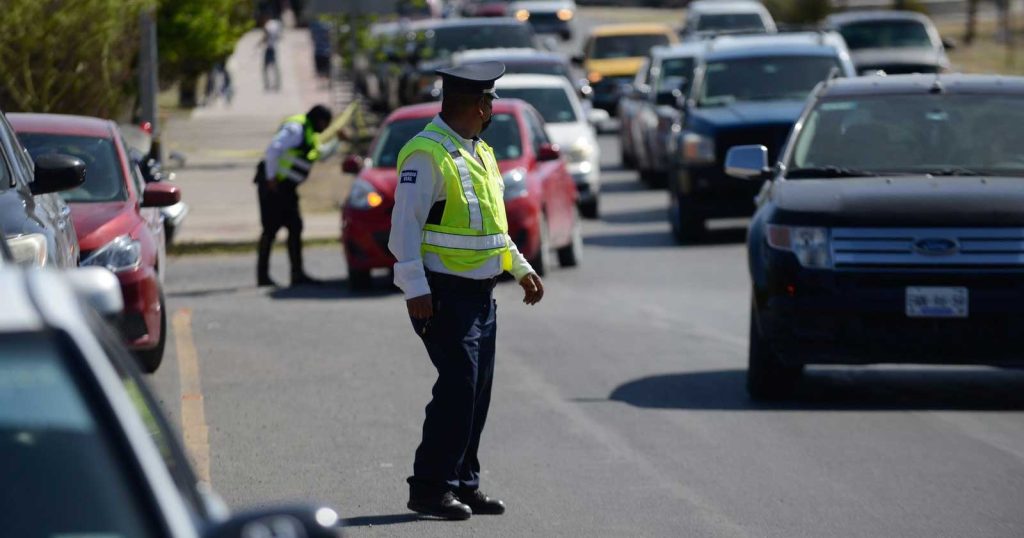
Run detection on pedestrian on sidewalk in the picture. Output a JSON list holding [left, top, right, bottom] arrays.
[[389, 62, 544, 521], [261, 18, 282, 92], [310, 19, 332, 86], [255, 104, 338, 287]]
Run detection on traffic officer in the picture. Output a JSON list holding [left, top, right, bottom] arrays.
[[389, 61, 545, 520], [256, 104, 336, 287]]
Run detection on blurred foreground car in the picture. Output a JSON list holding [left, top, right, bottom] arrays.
[[0, 266, 341, 538], [495, 74, 602, 217], [824, 10, 952, 75], [341, 100, 581, 289], [0, 108, 82, 267], [681, 0, 777, 41], [510, 0, 576, 40], [730, 74, 1024, 399], [12, 113, 181, 373], [669, 32, 855, 242], [575, 23, 678, 114]]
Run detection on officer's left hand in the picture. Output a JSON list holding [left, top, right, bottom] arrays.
[[519, 273, 544, 305]]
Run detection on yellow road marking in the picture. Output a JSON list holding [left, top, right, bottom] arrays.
[[173, 308, 211, 486]]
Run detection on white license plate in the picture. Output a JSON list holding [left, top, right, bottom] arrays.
[[906, 287, 968, 318]]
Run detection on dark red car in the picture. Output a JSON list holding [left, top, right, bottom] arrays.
[[11, 114, 181, 373], [341, 99, 582, 289]]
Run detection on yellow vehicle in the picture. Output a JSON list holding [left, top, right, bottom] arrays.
[[575, 24, 678, 113]]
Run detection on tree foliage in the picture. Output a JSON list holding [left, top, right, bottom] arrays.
[[157, 0, 254, 82], [0, 0, 153, 117]]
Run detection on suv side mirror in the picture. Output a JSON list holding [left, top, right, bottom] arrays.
[[941, 37, 957, 50], [32, 154, 86, 195], [342, 155, 364, 174], [141, 182, 182, 208], [204, 505, 340, 538], [571, 54, 585, 65], [725, 145, 770, 180], [537, 143, 561, 162]]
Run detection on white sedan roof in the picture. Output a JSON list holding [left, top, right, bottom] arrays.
[[495, 73, 573, 90]]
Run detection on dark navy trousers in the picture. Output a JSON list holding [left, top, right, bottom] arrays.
[[408, 273, 497, 498]]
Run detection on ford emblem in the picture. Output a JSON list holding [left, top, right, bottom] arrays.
[[914, 238, 958, 256]]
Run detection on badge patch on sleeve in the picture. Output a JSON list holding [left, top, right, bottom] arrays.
[[400, 170, 418, 184]]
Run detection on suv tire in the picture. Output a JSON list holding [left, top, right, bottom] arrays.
[[747, 300, 803, 400]]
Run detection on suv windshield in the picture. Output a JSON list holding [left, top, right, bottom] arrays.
[[427, 25, 533, 59], [0, 334, 155, 537], [592, 34, 671, 59], [656, 57, 696, 95], [496, 88, 578, 123], [696, 13, 767, 32], [372, 113, 523, 167], [698, 56, 840, 107], [20, 133, 126, 202], [788, 94, 1024, 177], [839, 20, 933, 50]]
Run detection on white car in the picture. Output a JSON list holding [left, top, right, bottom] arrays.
[[681, 0, 777, 41], [495, 74, 602, 218], [509, 0, 576, 40]]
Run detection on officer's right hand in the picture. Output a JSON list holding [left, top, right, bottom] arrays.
[[407, 293, 433, 319]]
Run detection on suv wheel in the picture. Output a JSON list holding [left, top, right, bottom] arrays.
[[530, 213, 551, 277], [669, 194, 704, 244], [747, 301, 803, 400], [580, 197, 599, 219]]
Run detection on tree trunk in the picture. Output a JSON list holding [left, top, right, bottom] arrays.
[[964, 0, 979, 45], [178, 74, 199, 109]]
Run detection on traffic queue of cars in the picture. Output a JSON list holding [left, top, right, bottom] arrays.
[[0, 107, 183, 374]]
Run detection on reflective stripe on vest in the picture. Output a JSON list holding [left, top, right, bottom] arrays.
[[415, 130, 484, 231], [275, 114, 319, 182], [422, 230, 507, 251]]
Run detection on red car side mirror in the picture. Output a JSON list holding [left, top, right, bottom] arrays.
[[141, 182, 181, 208], [342, 155, 364, 174], [537, 143, 560, 162]]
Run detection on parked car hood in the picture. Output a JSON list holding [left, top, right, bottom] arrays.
[[691, 100, 806, 129], [771, 176, 1024, 226], [70, 201, 138, 251], [586, 57, 645, 78], [850, 47, 944, 69]]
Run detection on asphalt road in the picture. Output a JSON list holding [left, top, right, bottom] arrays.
[[147, 9, 1024, 537], [151, 129, 1024, 537]]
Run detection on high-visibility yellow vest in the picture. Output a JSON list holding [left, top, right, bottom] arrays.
[[275, 114, 321, 182], [396, 123, 513, 273]]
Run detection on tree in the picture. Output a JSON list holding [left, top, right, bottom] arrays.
[[0, 0, 153, 117], [157, 0, 253, 107]]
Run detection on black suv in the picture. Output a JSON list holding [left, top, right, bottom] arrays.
[[729, 74, 1024, 399], [0, 109, 83, 267]]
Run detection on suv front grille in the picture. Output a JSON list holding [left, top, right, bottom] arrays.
[[832, 228, 1024, 269]]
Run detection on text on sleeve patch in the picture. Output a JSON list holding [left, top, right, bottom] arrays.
[[400, 170, 418, 184]]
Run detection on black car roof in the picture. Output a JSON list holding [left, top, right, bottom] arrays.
[[820, 74, 1024, 97]]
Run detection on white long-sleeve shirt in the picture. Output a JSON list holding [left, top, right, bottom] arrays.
[[389, 115, 534, 299], [263, 121, 338, 181]]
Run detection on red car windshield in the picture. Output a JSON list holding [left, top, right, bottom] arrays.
[[20, 133, 126, 203], [372, 113, 523, 168]]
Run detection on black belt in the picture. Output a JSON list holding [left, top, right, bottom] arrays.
[[426, 270, 498, 293]]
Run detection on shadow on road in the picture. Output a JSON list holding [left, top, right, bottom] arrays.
[[601, 207, 666, 225], [269, 277, 400, 300], [341, 513, 421, 528], [166, 286, 247, 299], [599, 178, 649, 194], [584, 230, 676, 248], [603, 368, 1024, 411]]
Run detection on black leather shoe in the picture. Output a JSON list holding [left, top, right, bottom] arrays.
[[457, 489, 506, 515], [257, 276, 279, 287], [290, 273, 321, 286], [408, 491, 472, 520]]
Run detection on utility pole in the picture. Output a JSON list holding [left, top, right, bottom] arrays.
[[139, 7, 161, 162]]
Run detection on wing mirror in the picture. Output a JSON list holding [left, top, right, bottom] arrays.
[[941, 36, 957, 50], [31, 154, 86, 195], [203, 505, 341, 538], [587, 108, 610, 126], [725, 145, 770, 180], [342, 155, 364, 174], [537, 143, 561, 162], [66, 267, 124, 318], [142, 182, 182, 208]]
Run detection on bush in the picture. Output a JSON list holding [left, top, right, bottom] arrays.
[[764, 0, 833, 26]]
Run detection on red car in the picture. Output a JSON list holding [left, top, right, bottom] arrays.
[[341, 99, 582, 289], [11, 114, 181, 373]]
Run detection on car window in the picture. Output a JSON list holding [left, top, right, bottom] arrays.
[[592, 34, 670, 59], [497, 87, 578, 124], [372, 117, 433, 168], [839, 20, 933, 50], [657, 57, 696, 95], [695, 13, 767, 33], [523, 109, 550, 153], [424, 25, 533, 59], [698, 56, 840, 107], [789, 94, 1024, 177], [19, 133, 127, 202], [0, 332, 158, 537]]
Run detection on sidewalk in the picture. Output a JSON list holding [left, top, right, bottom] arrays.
[[162, 13, 351, 246]]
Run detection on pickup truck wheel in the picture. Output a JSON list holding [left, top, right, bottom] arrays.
[[669, 194, 704, 244], [747, 301, 803, 400], [135, 293, 166, 374]]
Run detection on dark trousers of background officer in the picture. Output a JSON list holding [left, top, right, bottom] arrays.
[[256, 179, 305, 280], [408, 272, 498, 498]]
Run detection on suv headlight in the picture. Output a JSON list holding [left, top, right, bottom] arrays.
[[766, 225, 831, 269], [347, 178, 384, 209], [682, 132, 715, 164], [503, 168, 528, 200], [82, 235, 141, 273], [7, 233, 48, 267]]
